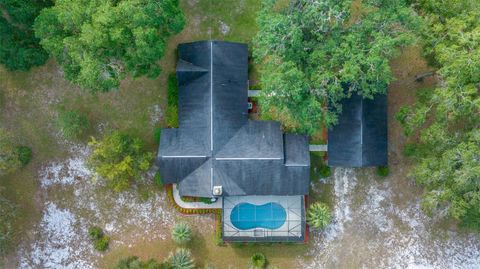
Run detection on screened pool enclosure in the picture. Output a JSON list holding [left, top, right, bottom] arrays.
[[222, 195, 306, 242]]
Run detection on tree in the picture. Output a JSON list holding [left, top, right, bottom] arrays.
[[57, 109, 90, 140], [112, 256, 169, 269], [0, 128, 21, 175], [249, 253, 267, 269], [171, 222, 192, 245], [34, 0, 185, 92], [254, 0, 420, 134], [0, 0, 52, 70], [168, 248, 194, 269], [398, 1, 480, 230], [0, 194, 16, 257], [307, 202, 332, 229], [87, 131, 153, 191]]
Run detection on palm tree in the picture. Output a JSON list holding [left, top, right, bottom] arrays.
[[171, 222, 192, 244], [307, 202, 332, 229], [249, 253, 267, 269], [168, 248, 195, 269]]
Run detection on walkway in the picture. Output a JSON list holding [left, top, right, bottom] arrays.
[[172, 184, 222, 209], [309, 144, 328, 151]]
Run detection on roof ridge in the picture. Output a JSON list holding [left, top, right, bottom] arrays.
[[213, 121, 250, 157]]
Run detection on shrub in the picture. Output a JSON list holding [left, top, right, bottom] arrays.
[[172, 223, 192, 245], [168, 248, 194, 269], [199, 197, 215, 204], [250, 253, 267, 269], [154, 171, 163, 188], [16, 146, 32, 166], [88, 226, 109, 251], [307, 202, 332, 229], [88, 131, 153, 192], [319, 165, 331, 178], [88, 226, 103, 240], [94, 235, 110, 251], [377, 166, 389, 177], [57, 109, 90, 139]]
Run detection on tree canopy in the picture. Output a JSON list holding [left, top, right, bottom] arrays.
[[0, 0, 52, 70], [254, 0, 420, 134], [34, 0, 185, 92], [87, 131, 153, 191], [398, 1, 480, 229]]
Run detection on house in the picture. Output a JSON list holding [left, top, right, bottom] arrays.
[[327, 93, 388, 167], [157, 41, 310, 242]]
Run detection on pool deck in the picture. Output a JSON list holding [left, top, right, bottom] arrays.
[[222, 195, 304, 241]]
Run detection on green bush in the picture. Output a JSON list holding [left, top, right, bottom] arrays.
[[88, 226, 103, 240], [307, 202, 332, 229], [168, 248, 194, 269], [171, 222, 192, 245], [319, 165, 331, 178], [88, 226, 109, 251], [250, 253, 267, 269], [377, 166, 389, 177], [154, 171, 163, 188], [16, 146, 32, 166], [94, 235, 110, 251], [57, 109, 90, 139], [199, 197, 215, 204]]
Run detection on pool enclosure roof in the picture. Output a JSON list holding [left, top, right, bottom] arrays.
[[327, 93, 388, 167], [157, 41, 310, 197], [222, 196, 306, 242]]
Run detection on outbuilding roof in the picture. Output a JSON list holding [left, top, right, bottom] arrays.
[[327, 93, 388, 167]]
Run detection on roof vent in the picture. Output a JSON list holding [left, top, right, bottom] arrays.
[[213, 185, 222, 196]]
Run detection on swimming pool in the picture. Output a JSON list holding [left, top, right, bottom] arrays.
[[230, 202, 287, 230]]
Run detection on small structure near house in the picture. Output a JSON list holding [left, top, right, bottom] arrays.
[[327, 93, 388, 167], [157, 41, 310, 242]]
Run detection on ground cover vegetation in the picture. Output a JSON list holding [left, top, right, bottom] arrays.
[[397, 0, 480, 230], [0, 0, 52, 70], [56, 109, 90, 140], [254, 0, 421, 134], [0, 193, 16, 257], [34, 0, 185, 92]]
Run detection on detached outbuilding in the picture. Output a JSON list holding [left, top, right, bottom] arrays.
[[327, 93, 388, 167]]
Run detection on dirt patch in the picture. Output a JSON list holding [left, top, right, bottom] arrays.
[[16, 146, 176, 268]]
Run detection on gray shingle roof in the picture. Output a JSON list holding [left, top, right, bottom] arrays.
[[327, 93, 388, 167], [158, 41, 310, 197]]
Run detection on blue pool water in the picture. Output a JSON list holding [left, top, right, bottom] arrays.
[[230, 202, 287, 230]]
